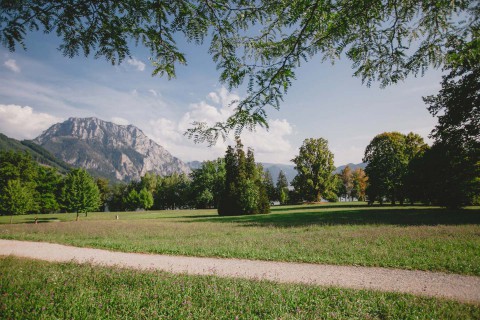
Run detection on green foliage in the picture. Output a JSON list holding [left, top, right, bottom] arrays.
[[364, 132, 426, 205], [61, 169, 100, 218], [189, 159, 225, 209], [1, 2, 476, 142], [138, 188, 154, 210], [218, 140, 270, 216], [351, 168, 368, 202], [154, 173, 191, 210], [276, 170, 289, 205], [95, 178, 110, 212], [1, 179, 36, 222], [291, 138, 336, 202], [35, 167, 61, 214], [263, 169, 276, 202], [123, 189, 140, 211]]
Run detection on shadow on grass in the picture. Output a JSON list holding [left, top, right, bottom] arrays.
[[24, 217, 61, 224], [184, 207, 480, 227]]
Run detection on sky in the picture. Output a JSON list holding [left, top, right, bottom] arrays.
[[0, 30, 443, 167]]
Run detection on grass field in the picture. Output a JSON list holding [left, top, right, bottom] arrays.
[[1, 203, 479, 275], [1, 256, 479, 319]]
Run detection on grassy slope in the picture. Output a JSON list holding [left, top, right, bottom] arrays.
[[1, 257, 478, 319], [1, 203, 479, 275], [0, 133, 71, 173]]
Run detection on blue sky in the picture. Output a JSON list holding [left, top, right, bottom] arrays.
[[0, 31, 442, 166]]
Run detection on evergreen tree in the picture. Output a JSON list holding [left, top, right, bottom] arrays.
[[218, 140, 270, 216], [263, 169, 276, 203], [276, 170, 289, 205], [61, 169, 100, 220], [96, 177, 110, 212], [189, 159, 225, 209]]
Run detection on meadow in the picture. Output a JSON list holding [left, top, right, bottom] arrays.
[[1, 256, 479, 319], [1, 203, 479, 275]]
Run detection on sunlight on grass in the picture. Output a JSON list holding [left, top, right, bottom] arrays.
[[1, 203, 479, 275]]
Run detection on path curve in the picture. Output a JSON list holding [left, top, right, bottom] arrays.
[[1, 239, 479, 304]]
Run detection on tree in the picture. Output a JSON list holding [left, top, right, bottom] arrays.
[[1, 2, 476, 142], [340, 166, 353, 201], [351, 168, 368, 202], [276, 170, 289, 205], [96, 177, 110, 212], [35, 166, 61, 214], [218, 139, 270, 216], [263, 169, 276, 203], [1, 179, 36, 223], [363, 132, 426, 205], [61, 168, 100, 220], [291, 138, 336, 202], [124, 188, 140, 211], [189, 159, 225, 209], [138, 188, 154, 210]]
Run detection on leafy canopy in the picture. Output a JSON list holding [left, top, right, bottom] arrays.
[[1, 0, 477, 143]]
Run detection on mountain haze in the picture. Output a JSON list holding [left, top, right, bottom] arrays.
[[34, 117, 190, 181]]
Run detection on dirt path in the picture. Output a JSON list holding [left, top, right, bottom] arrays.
[[1, 239, 479, 304]]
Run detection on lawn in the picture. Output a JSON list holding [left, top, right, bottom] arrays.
[[1, 203, 479, 275], [1, 256, 479, 319]]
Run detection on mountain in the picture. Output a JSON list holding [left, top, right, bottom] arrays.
[[34, 117, 190, 181], [334, 162, 367, 174], [261, 163, 296, 184], [0, 133, 72, 173]]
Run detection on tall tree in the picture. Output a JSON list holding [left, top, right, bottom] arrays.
[[1, 1, 476, 141], [263, 169, 276, 203], [218, 139, 270, 216], [276, 170, 289, 205], [61, 169, 100, 220], [291, 138, 336, 202], [364, 132, 426, 205]]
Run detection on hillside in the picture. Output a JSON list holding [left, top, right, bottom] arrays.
[[0, 133, 71, 173]]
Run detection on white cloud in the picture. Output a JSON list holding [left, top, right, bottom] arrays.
[[143, 88, 295, 164], [148, 89, 158, 97], [207, 92, 220, 104], [0, 104, 62, 139], [4, 59, 20, 73], [111, 117, 130, 126], [127, 57, 146, 71]]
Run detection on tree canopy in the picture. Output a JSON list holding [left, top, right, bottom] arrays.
[[1, 0, 477, 142], [291, 138, 336, 202]]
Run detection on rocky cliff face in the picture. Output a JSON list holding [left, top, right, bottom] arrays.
[[34, 117, 190, 181]]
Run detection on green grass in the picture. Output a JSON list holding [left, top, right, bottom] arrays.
[[1, 203, 479, 275], [1, 257, 478, 319]]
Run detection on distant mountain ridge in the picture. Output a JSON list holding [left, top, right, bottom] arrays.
[[334, 162, 367, 174], [34, 117, 190, 181], [0, 133, 71, 173]]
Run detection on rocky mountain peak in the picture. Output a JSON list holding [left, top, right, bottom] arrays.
[[34, 117, 190, 181]]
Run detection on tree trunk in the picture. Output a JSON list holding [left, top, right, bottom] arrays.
[[85, 212, 88, 217], [10, 215, 13, 224], [76, 211, 79, 221]]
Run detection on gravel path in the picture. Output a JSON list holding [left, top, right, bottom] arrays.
[[1, 239, 479, 304]]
